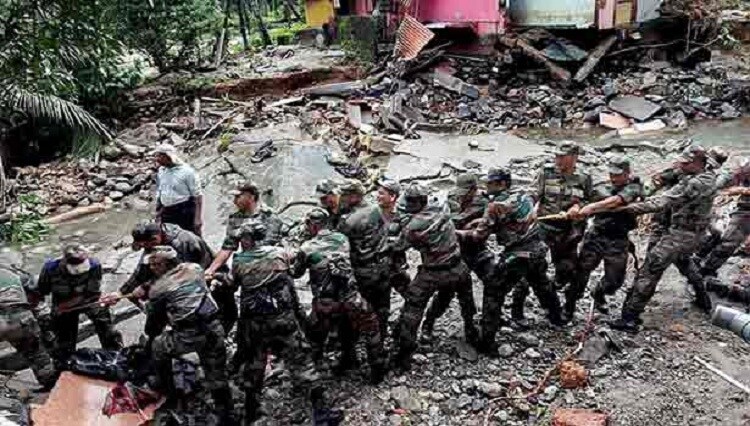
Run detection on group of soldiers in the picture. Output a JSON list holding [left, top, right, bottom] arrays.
[[1, 140, 748, 425]]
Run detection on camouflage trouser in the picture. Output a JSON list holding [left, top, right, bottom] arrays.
[[647, 210, 671, 252], [240, 311, 316, 417], [543, 226, 584, 288], [461, 243, 498, 285], [151, 318, 228, 393], [398, 261, 477, 356], [53, 304, 123, 361], [308, 297, 384, 371], [481, 240, 561, 343], [568, 232, 629, 306], [0, 307, 57, 388], [624, 229, 705, 315], [702, 214, 750, 275], [354, 260, 403, 338]]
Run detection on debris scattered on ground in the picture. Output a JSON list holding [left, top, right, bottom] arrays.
[[552, 408, 610, 426]]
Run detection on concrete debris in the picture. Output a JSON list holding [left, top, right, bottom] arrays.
[[559, 360, 588, 389], [552, 408, 610, 426], [302, 81, 365, 97], [599, 111, 630, 130], [433, 69, 480, 100], [608, 95, 662, 121]]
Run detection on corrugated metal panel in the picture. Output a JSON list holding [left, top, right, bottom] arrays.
[[509, 0, 596, 28], [394, 14, 435, 60]]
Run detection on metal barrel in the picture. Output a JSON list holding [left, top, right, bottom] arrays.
[[711, 305, 750, 343]]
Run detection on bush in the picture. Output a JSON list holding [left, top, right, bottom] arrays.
[[0, 194, 50, 245]]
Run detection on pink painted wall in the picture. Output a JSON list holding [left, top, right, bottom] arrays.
[[354, 0, 373, 15], [412, 0, 506, 35]]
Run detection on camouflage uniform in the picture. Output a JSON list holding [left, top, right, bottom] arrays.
[[392, 189, 478, 362], [232, 243, 315, 422], [701, 164, 750, 276], [121, 223, 237, 333], [37, 255, 122, 360], [479, 189, 563, 347], [293, 219, 385, 382], [0, 266, 57, 388], [146, 260, 230, 418], [569, 174, 643, 314], [620, 164, 717, 320], [644, 167, 683, 251], [339, 201, 409, 338], [535, 149, 594, 288]]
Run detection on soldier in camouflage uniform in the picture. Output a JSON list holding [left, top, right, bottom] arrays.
[[338, 178, 409, 338], [700, 158, 750, 278], [458, 168, 563, 354], [337, 179, 368, 217], [535, 142, 594, 290], [611, 146, 716, 332], [390, 183, 479, 371], [643, 165, 683, 251], [292, 208, 386, 384], [232, 221, 318, 423], [35, 244, 122, 361], [143, 247, 231, 423], [0, 265, 58, 390], [565, 156, 643, 318], [316, 179, 342, 230]]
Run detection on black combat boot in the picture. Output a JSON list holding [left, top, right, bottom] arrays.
[[476, 334, 499, 358], [333, 351, 357, 376], [464, 323, 480, 347], [391, 349, 412, 373], [691, 280, 713, 314], [590, 286, 609, 314], [211, 387, 233, 425], [370, 363, 386, 385], [510, 300, 530, 330], [608, 311, 640, 333]]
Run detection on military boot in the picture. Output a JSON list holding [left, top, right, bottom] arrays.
[[211, 387, 233, 425], [244, 393, 261, 426], [691, 280, 713, 314], [391, 349, 412, 374], [464, 323, 480, 346], [510, 298, 530, 330], [561, 298, 577, 324], [370, 362, 386, 385], [476, 334, 499, 358], [608, 311, 640, 334], [590, 286, 609, 314]]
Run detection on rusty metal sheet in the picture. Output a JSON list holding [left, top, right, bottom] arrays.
[[394, 14, 435, 60], [31, 372, 162, 426], [509, 0, 596, 28]]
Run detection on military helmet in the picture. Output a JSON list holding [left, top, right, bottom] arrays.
[[554, 141, 581, 156], [487, 167, 512, 184], [339, 179, 366, 196], [403, 182, 429, 199], [607, 155, 631, 175], [315, 179, 339, 196], [378, 177, 401, 196], [677, 145, 707, 163], [305, 207, 330, 226], [132, 221, 161, 243], [147, 246, 179, 263], [236, 220, 267, 242], [450, 173, 478, 197]]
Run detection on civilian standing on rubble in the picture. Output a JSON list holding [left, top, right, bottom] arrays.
[[457, 168, 563, 355], [154, 144, 204, 236], [142, 247, 232, 424], [231, 221, 322, 424], [388, 183, 479, 371], [101, 222, 237, 335], [34, 244, 122, 362], [0, 265, 58, 390], [610, 146, 717, 332], [292, 208, 386, 384], [566, 156, 643, 317], [338, 178, 409, 338], [534, 142, 594, 295]]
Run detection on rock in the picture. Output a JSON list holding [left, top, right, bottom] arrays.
[[498, 344, 514, 358], [77, 198, 91, 207], [471, 398, 486, 413], [632, 119, 666, 133], [602, 80, 618, 98], [524, 348, 541, 359], [690, 96, 711, 107], [457, 103, 472, 119], [391, 386, 422, 412], [552, 408, 610, 426], [413, 354, 428, 364], [583, 97, 606, 110], [608, 95, 662, 121], [583, 108, 603, 123], [108, 191, 124, 201], [456, 341, 479, 362], [543, 385, 559, 402], [114, 182, 133, 194], [101, 144, 124, 161], [457, 394, 472, 409], [476, 381, 504, 398], [720, 103, 740, 120], [645, 94, 665, 103], [60, 183, 78, 194], [666, 110, 688, 129], [599, 111, 630, 130], [517, 333, 540, 347], [493, 410, 509, 422], [138, 190, 151, 200]]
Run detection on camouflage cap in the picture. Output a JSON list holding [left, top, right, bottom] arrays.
[[450, 173, 478, 196], [147, 246, 178, 262], [607, 155, 631, 175], [315, 179, 339, 196], [229, 180, 260, 196], [132, 221, 161, 242], [339, 179, 365, 196], [677, 145, 707, 163], [555, 141, 581, 156], [236, 219, 267, 241], [305, 207, 330, 225], [403, 182, 429, 198], [487, 167, 512, 183], [378, 177, 401, 195], [63, 243, 89, 261]]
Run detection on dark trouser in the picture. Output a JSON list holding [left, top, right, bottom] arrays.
[[240, 311, 316, 422], [211, 284, 238, 335], [567, 231, 629, 309], [702, 214, 750, 275], [481, 240, 561, 345], [543, 225, 584, 288], [623, 229, 705, 316], [0, 308, 57, 388], [53, 305, 123, 361], [354, 260, 406, 339], [397, 261, 477, 357], [308, 297, 384, 373], [161, 199, 197, 235]]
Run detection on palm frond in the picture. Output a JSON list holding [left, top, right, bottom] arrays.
[[1, 85, 111, 139]]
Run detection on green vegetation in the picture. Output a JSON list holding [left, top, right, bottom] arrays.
[[0, 194, 50, 244]]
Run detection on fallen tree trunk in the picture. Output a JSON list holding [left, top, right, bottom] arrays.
[[44, 204, 109, 226], [499, 36, 571, 82]]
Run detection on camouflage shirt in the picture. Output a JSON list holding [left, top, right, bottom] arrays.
[[222, 205, 282, 251], [536, 164, 593, 232], [37, 257, 102, 305], [394, 205, 462, 268], [716, 168, 750, 213], [338, 203, 393, 269], [294, 230, 357, 301], [449, 192, 489, 230], [589, 178, 643, 238], [625, 170, 718, 231], [232, 246, 301, 312], [147, 263, 217, 325], [120, 224, 214, 294], [0, 265, 32, 308], [478, 191, 538, 249], [644, 166, 683, 196]]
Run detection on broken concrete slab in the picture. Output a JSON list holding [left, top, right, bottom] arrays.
[[552, 409, 610, 426], [608, 95, 662, 121], [302, 81, 365, 97], [268, 96, 305, 108], [599, 111, 630, 130], [633, 119, 666, 133], [433, 70, 480, 100]]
